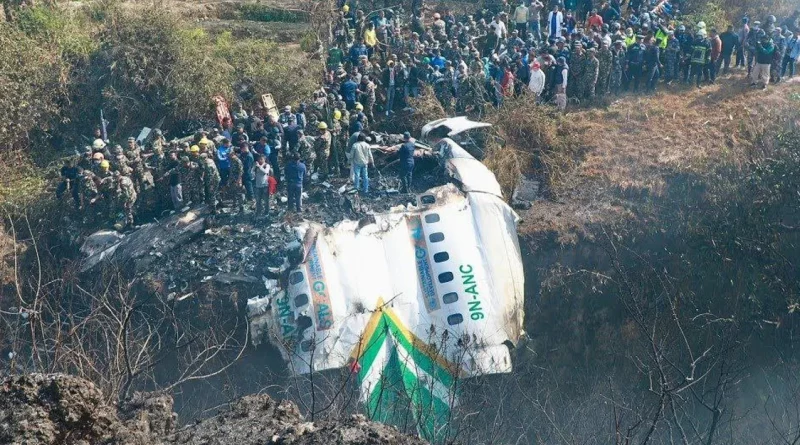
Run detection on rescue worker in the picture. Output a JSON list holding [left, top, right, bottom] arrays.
[[227, 149, 245, 214], [202, 153, 221, 213], [296, 129, 316, 169], [689, 31, 711, 88], [115, 172, 138, 229], [314, 121, 332, 180]]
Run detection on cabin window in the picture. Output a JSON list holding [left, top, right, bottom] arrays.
[[425, 213, 440, 224], [443, 292, 458, 304], [429, 232, 445, 243], [300, 339, 314, 352], [420, 195, 436, 205], [433, 252, 449, 263], [294, 293, 309, 307], [289, 271, 304, 285], [447, 314, 464, 325], [438, 272, 454, 283]]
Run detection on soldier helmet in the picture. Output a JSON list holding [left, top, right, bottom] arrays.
[[766, 15, 776, 24], [190, 145, 200, 153], [113, 144, 123, 154], [317, 121, 328, 130], [84, 146, 93, 154], [154, 129, 162, 136], [100, 160, 110, 169], [180, 141, 190, 148], [180, 156, 190, 163], [127, 137, 136, 142]]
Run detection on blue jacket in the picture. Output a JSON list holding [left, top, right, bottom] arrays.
[[341, 80, 358, 102], [285, 160, 306, 186], [242, 151, 255, 180], [216, 145, 231, 170], [398, 142, 415, 169], [349, 44, 368, 64]]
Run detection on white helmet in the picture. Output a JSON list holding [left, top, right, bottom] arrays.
[[696, 21, 706, 29], [92, 138, 106, 150]]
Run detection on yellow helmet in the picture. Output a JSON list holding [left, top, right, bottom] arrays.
[[190, 145, 200, 153], [343, 4, 349, 13], [317, 121, 328, 130], [199, 137, 211, 147], [333, 109, 342, 120], [355, 103, 364, 111], [99, 160, 110, 169]]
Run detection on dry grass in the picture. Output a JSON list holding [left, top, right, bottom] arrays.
[[521, 76, 800, 240]]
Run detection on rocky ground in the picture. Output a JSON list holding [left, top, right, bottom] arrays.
[[0, 374, 427, 445]]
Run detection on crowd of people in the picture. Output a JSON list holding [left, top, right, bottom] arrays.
[[325, 1, 799, 113], [56, 0, 800, 230]]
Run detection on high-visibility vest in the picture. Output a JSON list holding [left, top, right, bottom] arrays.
[[691, 44, 708, 64], [655, 29, 669, 49], [625, 35, 637, 47]]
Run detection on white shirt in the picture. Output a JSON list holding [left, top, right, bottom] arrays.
[[490, 20, 507, 38], [513, 5, 529, 24], [528, 69, 546, 95]]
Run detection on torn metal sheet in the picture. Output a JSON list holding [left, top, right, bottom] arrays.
[[252, 120, 524, 441]]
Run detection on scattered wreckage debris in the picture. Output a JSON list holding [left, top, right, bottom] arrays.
[[76, 119, 526, 440], [248, 119, 526, 441]]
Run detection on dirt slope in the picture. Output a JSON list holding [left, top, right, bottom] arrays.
[[0, 374, 426, 445], [522, 75, 800, 242]]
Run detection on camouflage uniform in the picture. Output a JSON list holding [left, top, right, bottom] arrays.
[[568, 49, 586, 99], [296, 135, 316, 167], [610, 47, 625, 94], [664, 38, 681, 82], [314, 130, 332, 178], [596, 48, 613, 96], [582, 55, 600, 99], [433, 76, 454, 113], [202, 158, 221, 211], [331, 120, 346, 176], [116, 174, 137, 227], [97, 171, 117, 222], [226, 154, 245, 212], [179, 160, 202, 205], [78, 171, 99, 221]]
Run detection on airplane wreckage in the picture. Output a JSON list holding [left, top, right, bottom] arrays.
[[248, 118, 526, 440], [79, 118, 526, 441]]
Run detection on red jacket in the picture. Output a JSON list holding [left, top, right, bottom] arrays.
[[710, 35, 722, 60]]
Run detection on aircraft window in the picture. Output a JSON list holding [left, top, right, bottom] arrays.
[[447, 314, 464, 325], [289, 271, 304, 285], [429, 232, 445, 243], [420, 195, 436, 205], [425, 213, 440, 224], [300, 339, 314, 352], [443, 292, 458, 304], [438, 272, 454, 283], [294, 293, 309, 307], [433, 252, 449, 263], [297, 315, 313, 331]]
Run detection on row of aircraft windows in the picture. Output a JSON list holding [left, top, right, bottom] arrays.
[[425, 212, 464, 327]]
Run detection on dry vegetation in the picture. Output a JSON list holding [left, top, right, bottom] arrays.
[[521, 79, 800, 242]]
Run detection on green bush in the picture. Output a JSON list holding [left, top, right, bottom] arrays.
[[238, 4, 309, 23]]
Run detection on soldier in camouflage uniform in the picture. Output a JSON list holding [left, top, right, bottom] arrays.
[[568, 43, 586, 100], [596, 42, 613, 97], [457, 69, 489, 115], [433, 75, 454, 113], [664, 32, 681, 83], [77, 168, 98, 223], [116, 173, 138, 229], [97, 164, 117, 224], [314, 122, 332, 179], [226, 150, 245, 213], [110, 145, 129, 173], [178, 156, 202, 206], [330, 113, 346, 177], [583, 48, 600, 100], [202, 154, 220, 214], [610, 40, 626, 95], [295, 130, 316, 168]]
